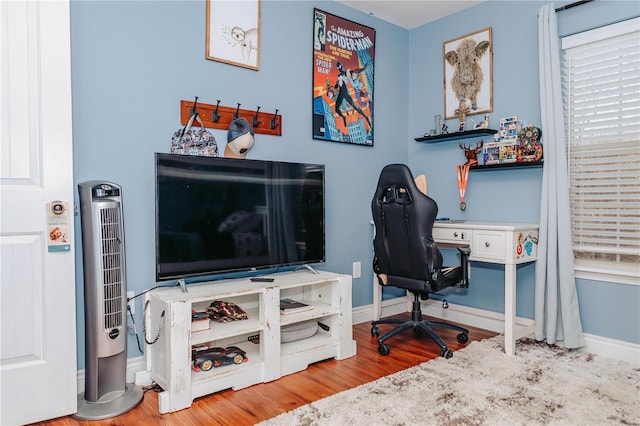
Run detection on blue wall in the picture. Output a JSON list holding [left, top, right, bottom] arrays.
[[406, 0, 640, 345], [70, 0, 639, 366]]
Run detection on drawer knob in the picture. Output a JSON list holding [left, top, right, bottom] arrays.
[[485, 241, 491, 247], [454, 232, 459, 237]]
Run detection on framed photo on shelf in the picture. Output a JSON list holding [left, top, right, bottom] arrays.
[[443, 27, 493, 119], [312, 9, 375, 146], [205, 0, 261, 70]]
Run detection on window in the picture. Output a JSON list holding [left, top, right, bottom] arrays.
[[562, 18, 640, 285]]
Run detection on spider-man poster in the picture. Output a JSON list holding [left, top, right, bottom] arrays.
[[312, 9, 375, 146]]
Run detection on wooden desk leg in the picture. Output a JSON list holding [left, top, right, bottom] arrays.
[[504, 263, 517, 356]]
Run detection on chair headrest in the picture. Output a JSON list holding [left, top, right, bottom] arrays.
[[376, 164, 416, 188], [374, 164, 422, 203]]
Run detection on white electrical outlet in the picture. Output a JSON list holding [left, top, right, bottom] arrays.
[[352, 261, 361, 279], [127, 291, 135, 315]]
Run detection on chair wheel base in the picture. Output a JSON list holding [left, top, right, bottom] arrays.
[[440, 348, 453, 359], [378, 343, 390, 355], [457, 332, 469, 344]]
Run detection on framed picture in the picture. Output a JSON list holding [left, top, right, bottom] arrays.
[[206, 0, 261, 71], [312, 9, 375, 146], [443, 27, 493, 120]]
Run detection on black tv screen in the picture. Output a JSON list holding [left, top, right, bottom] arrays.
[[155, 153, 325, 281]]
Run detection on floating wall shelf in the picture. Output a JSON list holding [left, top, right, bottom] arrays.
[[415, 128, 497, 143], [470, 160, 544, 171]]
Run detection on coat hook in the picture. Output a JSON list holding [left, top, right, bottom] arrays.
[[252, 106, 261, 128], [270, 109, 280, 130], [234, 103, 241, 120], [212, 99, 221, 123], [191, 96, 199, 116]]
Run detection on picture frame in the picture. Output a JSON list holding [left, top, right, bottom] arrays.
[[443, 27, 493, 120], [205, 0, 261, 71], [312, 9, 375, 146]]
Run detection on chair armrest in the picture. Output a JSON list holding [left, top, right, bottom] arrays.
[[456, 246, 470, 288], [457, 246, 470, 256]]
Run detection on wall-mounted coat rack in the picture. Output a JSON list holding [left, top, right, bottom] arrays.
[[180, 99, 282, 136]]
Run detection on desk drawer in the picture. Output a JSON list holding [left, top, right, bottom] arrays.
[[433, 227, 471, 243], [472, 230, 505, 260]]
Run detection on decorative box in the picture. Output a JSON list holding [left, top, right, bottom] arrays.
[[499, 116, 522, 142], [483, 142, 500, 165], [517, 125, 543, 162], [191, 311, 211, 333], [499, 141, 518, 163]]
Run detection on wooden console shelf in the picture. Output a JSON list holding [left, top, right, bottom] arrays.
[[140, 270, 356, 413], [415, 128, 497, 143]]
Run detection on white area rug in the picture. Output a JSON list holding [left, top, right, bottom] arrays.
[[260, 337, 640, 425]]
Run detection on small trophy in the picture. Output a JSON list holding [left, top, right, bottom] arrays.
[[434, 114, 442, 135]]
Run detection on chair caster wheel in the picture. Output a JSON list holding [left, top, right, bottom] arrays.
[[378, 343, 390, 356], [371, 326, 380, 337], [440, 348, 453, 359], [442, 299, 449, 309], [457, 333, 469, 344]]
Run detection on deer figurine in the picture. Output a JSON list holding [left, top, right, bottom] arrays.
[[459, 140, 484, 165]]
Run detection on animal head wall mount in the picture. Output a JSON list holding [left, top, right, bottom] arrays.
[[459, 140, 484, 165]]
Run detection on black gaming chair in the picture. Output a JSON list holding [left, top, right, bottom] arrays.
[[371, 164, 470, 358]]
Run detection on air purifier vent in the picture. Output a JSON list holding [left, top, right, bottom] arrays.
[[99, 206, 123, 330]]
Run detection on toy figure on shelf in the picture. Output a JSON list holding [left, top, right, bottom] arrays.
[[473, 114, 490, 129], [454, 101, 470, 132]]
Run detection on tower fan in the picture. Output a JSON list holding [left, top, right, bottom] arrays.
[[74, 181, 143, 420]]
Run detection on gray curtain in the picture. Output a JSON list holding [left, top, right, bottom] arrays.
[[534, 3, 585, 348]]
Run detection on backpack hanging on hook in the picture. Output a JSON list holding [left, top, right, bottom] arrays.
[[171, 102, 218, 157]]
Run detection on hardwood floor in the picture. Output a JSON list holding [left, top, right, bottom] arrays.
[[35, 317, 497, 426]]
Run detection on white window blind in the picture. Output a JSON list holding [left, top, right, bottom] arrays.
[[562, 18, 640, 282]]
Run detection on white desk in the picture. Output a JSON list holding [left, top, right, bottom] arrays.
[[372, 221, 539, 356]]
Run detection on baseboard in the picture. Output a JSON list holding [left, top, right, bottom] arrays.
[[581, 333, 640, 366], [75, 356, 146, 394], [353, 296, 534, 336], [77, 302, 640, 389], [352, 296, 640, 366]]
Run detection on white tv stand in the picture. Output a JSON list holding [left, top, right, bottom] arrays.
[[141, 270, 356, 414]]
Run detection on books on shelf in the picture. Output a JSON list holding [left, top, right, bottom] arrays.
[[191, 310, 210, 332], [280, 298, 313, 315]]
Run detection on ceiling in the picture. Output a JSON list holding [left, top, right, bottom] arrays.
[[336, 1, 484, 30]]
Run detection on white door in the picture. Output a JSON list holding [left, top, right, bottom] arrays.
[[0, 1, 77, 424]]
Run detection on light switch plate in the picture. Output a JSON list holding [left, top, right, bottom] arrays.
[[352, 261, 361, 279]]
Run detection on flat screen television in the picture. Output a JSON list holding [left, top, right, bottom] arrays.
[[155, 153, 325, 281]]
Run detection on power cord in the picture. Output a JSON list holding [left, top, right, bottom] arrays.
[[142, 299, 165, 345], [126, 283, 177, 304], [124, 282, 178, 347], [127, 305, 144, 354], [142, 381, 163, 393]]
